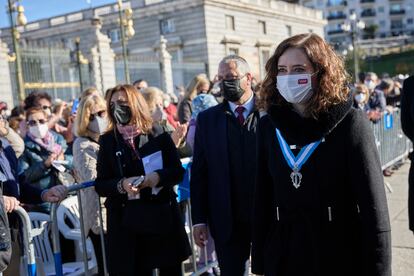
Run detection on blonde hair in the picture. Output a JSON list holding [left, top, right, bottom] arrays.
[[74, 95, 107, 138], [105, 84, 153, 134], [184, 74, 210, 101], [81, 87, 100, 100], [353, 84, 370, 105], [141, 87, 164, 113]]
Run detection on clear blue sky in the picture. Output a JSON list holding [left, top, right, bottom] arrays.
[[0, 0, 116, 28]]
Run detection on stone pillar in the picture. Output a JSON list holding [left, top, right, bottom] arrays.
[[159, 36, 174, 97], [0, 37, 15, 107], [85, 18, 117, 95]]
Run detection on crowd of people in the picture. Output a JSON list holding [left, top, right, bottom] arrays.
[[0, 32, 412, 276]]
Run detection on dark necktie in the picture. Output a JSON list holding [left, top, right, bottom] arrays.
[[235, 106, 246, 125]]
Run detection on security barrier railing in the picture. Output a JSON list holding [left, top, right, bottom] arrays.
[[371, 109, 412, 171], [5, 207, 38, 276]]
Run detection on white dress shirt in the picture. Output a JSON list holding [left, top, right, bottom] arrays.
[[228, 91, 255, 120]]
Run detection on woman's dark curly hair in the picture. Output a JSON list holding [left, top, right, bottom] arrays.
[[260, 33, 350, 117], [23, 91, 52, 110]]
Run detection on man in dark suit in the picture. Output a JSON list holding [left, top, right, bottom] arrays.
[[401, 75, 414, 234], [190, 55, 260, 275]]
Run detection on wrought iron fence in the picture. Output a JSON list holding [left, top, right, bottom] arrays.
[[115, 55, 208, 90], [8, 45, 92, 104]]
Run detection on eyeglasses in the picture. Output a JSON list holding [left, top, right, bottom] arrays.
[[27, 119, 48, 126], [42, 105, 51, 111], [89, 110, 106, 121]]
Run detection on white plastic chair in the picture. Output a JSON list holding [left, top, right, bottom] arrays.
[[56, 196, 98, 275], [28, 212, 96, 276]]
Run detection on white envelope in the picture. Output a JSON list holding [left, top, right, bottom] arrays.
[[142, 151, 164, 195]]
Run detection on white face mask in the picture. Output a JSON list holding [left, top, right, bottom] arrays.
[[88, 116, 108, 135], [29, 124, 49, 139], [276, 73, 314, 104], [364, 80, 376, 91], [354, 93, 366, 104]]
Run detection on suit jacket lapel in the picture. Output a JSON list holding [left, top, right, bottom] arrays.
[[216, 103, 231, 188]]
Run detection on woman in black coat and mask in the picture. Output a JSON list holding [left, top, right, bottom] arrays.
[[251, 33, 391, 276], [95, 84, 191, 276]]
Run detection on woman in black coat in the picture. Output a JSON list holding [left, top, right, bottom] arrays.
[[95, 84, 191, 276], [251, 33, 391, 276], [401, 75, 414, 233]]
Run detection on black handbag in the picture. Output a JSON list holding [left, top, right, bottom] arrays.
[[114, 132, 175, 235]]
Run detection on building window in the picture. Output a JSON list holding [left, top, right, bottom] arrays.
[[259, 20, 267, 34], [160, 18, 175, 35], [108, 29, 121, 43], [378, 6, 384, 13], [379, 20, 386, 27], [408, 18, 413, 25], [260, 49, 270, 79], [285, 25, 292, 37], [228, 47, 239, 55], [225, 15, 235, 30]]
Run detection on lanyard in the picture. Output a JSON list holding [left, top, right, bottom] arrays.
[[275, 128, 322, 188]]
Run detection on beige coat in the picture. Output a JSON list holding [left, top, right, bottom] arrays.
[[73, 137, 102, 234]]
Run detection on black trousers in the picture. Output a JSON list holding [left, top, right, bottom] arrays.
[[409, 160, 414, 232], [214, 222, 251, 276], [111, 263, 182, 276]]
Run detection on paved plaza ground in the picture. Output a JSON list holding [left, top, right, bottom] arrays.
[[386, 161, 414, 276]]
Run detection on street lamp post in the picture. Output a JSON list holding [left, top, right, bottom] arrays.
[[342, 13, 365, 83], [117, 0, 135, 84], [74, 37, 89, 93], [7, 0, 27, 102]]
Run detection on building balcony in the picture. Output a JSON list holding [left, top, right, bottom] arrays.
[[361, 10, 376, 17], [360, 0, 375, 3], [327, 29, 345, 35], [327, 1, 347, 7], [390, 10, 405, 16], [327, 14, 347, 20]]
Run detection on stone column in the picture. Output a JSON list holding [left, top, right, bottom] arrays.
[[85, 18, 117, 95], [0, 37, 15, 107], [159, 36, 174, 97]]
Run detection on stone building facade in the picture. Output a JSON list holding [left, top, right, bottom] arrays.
[[0, 0, 325, 105]]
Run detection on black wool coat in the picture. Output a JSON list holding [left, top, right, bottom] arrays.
[[401, 75, 414, 231], [95, 130, 191, 275], [251, 98, 391, 276]]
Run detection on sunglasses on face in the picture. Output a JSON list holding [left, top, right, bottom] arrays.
[[27, 119, 48, 126], [42, 105, 51, 110], [89, 110, 106, 121]]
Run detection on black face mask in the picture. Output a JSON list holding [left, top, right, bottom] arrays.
[[111, 103, 132, 125], [221, 79, 245, 102]]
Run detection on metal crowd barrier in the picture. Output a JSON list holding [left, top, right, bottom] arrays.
[[371, 109, 412, 171], [50, 181, 101, 276], [178, 159, 219, 276], [10, 206, 37, 276]]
